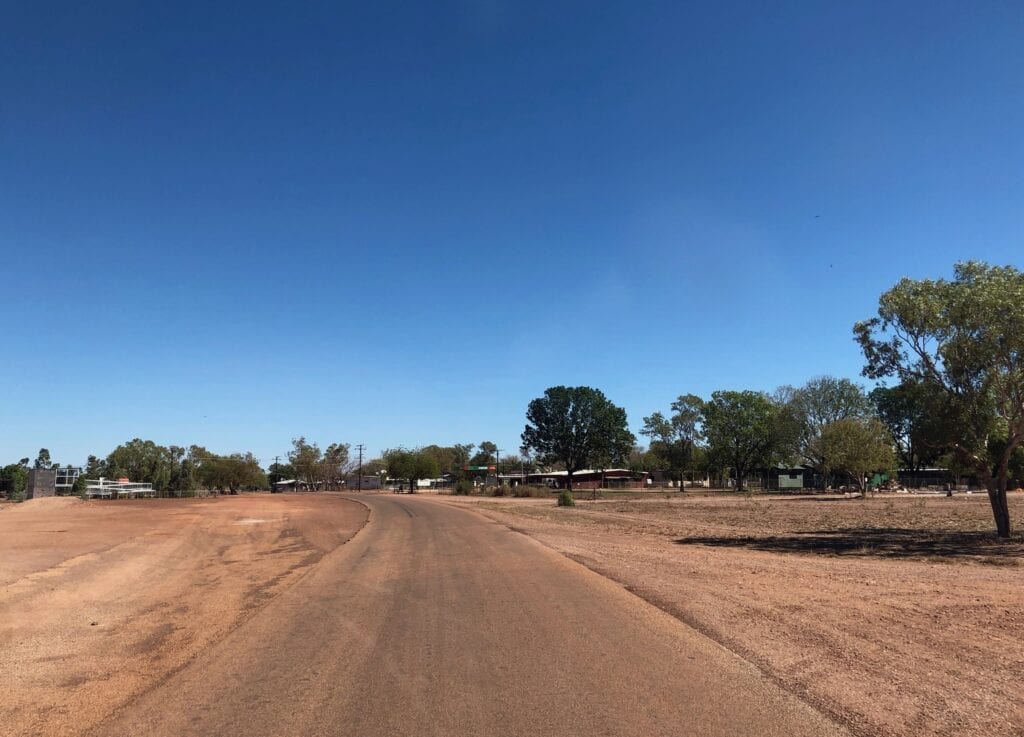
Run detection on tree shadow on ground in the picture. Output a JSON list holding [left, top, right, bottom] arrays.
[[674, 528, 1024, 560]]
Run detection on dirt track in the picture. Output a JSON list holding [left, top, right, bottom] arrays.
[[2, 493, 845, 737]]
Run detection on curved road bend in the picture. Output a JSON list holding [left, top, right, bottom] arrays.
[[91, 494, 845, 737]]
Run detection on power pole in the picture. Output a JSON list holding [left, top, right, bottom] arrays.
[[356, 444, 365, 492]]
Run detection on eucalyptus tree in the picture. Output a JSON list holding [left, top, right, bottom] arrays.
[[818, 417, 898, 496], [640, 394, 705, 485], [855, 261, 1024, 537]]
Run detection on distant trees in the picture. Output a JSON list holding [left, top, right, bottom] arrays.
[[285, 437, 352, 490], [521, 386, 635, 490], [75, 439, 266, 495], [818, 418, 898, 496], [191, 447, 266, 493], [783, 377, 875, 489], [856, 261, 1024, 537], [105, 439, 181, 490], [385, 448, 440, 492], [323, 443, 351, 490], [288, 437, 323, 489], [419, 443, 474, 480], [702, 390, 788, 491], [640, 395, 705, 485], [0, 460, 29, 501], [470, 441, 498, 467], [634, 377, 901, 492], [869, 383, 938, 471], [34, 448, 53, 469]]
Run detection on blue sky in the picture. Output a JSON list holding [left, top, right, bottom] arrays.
[[2, 1, 1023, 466]]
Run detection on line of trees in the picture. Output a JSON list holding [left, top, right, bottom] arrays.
[[1, 448, 88, 500], [519, 261, 1024, 539], [267, 438, 352, 490], [1, 441, 269, 498], [635, 379, 900, 495]]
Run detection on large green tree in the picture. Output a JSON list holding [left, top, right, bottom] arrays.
[[385, 448, 440, 493], [855, 261, 1024, 537], [703, 390, 787, 491], [105, 439, 178, 491], [640, 394, 705, 485], [521, 386, 635, 490], [817, 417, 898, 496]]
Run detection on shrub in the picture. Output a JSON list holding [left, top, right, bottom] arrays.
[[557, 489, 575, 507], [454, 479, 473, 496], [489, 485, 507, 497]]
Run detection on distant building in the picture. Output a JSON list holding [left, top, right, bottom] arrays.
[[26, 469, 57, 499], [524, 469, 648, 490], [346, 476, 381, 490]]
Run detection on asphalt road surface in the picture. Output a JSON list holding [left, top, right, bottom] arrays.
[[89, 494, 846, 737]]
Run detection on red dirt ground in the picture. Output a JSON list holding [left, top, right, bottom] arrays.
[[0, 494, 367, 737], [444, 491, 1024, 737]]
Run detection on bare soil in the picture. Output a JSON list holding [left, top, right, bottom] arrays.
[[443, 491, 1024, 737], [0, 494, 367, 737]]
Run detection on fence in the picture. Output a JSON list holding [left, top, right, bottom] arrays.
[[84, 478, 156, 499]]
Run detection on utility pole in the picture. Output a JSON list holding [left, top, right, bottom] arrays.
[[496, 448, 503, 486], [356, 444, 365, 492]]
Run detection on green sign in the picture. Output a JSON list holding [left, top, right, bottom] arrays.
[[463, 465, 497, 471]]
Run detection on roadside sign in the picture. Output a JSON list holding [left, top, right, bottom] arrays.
[[463, 465, 497, 471]]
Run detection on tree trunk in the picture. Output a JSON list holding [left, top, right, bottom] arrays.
[[985, 439, 1019, 539], [987, 480, 1011, 538], [566, 470, 573, 491]]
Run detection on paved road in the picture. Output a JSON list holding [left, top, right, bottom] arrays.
[[90, 494, 845, 737]]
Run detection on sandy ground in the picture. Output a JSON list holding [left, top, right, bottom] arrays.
[[442, 491, 1024, 737], [80, 494, 846, 737], [0, 494, 368, 737]]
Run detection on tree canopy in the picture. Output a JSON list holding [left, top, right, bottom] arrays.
[[521, 386, 635, 490], [855, 261, 1024, 536], [783, 376, 874, 488], [385, 448, 440, 492], [817, 417, 898, 495], [703, 390, 788, 490], [640, 394, 704, 484]]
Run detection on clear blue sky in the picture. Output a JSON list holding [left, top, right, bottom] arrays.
[[2, 1, 1022, 466]]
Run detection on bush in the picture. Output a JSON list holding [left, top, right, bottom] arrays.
[[454, 479, 473, 496], [489, 485, 507, 497], [557, 489, 575, 507]]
